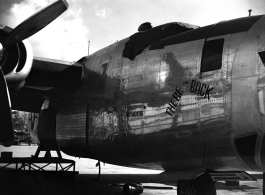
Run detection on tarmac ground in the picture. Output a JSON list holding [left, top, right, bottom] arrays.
[[0, 145, 263, 195]]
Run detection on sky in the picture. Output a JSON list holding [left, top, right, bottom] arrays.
[[0, 0, 265, 62]]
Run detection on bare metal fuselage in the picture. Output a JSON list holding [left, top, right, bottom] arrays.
[[55, 15, 265, 172]]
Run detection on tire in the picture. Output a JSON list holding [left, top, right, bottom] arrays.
[[177, 172, 216, 195], [177, 180, 196, 195], [193, 172, 216, 195]]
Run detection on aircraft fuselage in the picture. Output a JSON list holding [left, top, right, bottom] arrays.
[[54, 15, 265, 172]]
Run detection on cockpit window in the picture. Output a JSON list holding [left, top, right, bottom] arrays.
[[201, 39, 224, 72]]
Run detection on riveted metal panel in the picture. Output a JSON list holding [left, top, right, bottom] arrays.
[[253, 17, 265, 170], [56, 102, 90, 158], [232, 76, 262, 137], [231, 16, 265, 138], [257, 20, 265, 130], [230, 16, 265, 171], [164, 40, 201, 55], [232, 18, 265, 79], [164, 40, 202, 81]]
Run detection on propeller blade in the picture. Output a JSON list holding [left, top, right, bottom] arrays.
[[0, 68, 14, 143], [1, 0, 69, 47]]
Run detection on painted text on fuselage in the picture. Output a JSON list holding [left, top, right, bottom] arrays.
[[166, 85, 183, 117], [190, 80, 213, 100]]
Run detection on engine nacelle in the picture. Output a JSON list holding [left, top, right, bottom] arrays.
[[0, 26, 33, 92]]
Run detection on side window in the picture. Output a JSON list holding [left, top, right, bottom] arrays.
[[201, 39, 224, 72], [100, 62, 108, 75]]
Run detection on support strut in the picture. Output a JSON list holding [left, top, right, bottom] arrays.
[[34, 140, 62, 159]]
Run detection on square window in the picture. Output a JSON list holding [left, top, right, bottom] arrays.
[[201, 39, 224, 72]]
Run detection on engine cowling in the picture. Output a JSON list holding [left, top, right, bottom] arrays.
[[0, 0, 68, 145], [0, 26, 33, 92]]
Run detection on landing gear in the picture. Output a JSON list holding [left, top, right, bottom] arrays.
[[177, 180, 196, 195], [177, 172, 216, 195]]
